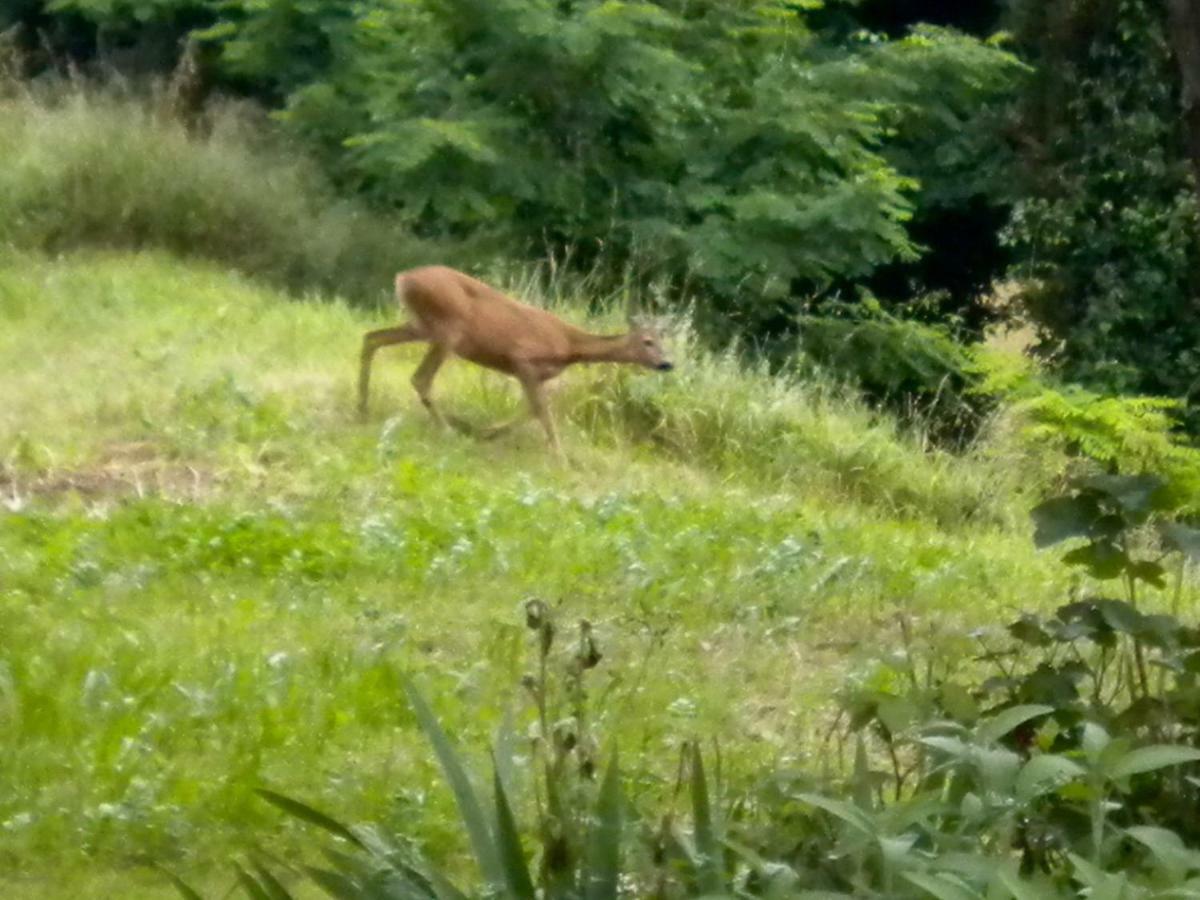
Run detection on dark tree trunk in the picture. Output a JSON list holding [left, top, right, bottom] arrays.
[[1169, 0, 1200, 200]]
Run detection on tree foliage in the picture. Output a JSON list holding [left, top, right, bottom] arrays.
[[19, 1, 1023, 339], [209, 2, 1023, 329], [1006, 0, 1200, 421]]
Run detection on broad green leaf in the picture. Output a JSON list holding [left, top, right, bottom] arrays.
[[1015, 754, 1086, 802], [1031, 496, 1100, 547], [903, 871, 982, 900], [1163, 523, 1200, 563], [585, 751, 623, 900], [1083, 474, 1166, 515], [1062, 541, 1128, 580], [977, 747, 1022, 795], [920, 735, 971, 758], [878, 696, 919, 734], [1082, 722, 1111, 764], [975, 705, 1053, 746], [404, 681, 506, 892], [879, 833, 918, 867], [490, 758, 536, 900], [1151, 887, 1200, 899], [1126, 825, 1200, 881], [940, 683, 980, 723], [1008, 615, 1053, 647], [936, 852, 1003, 881], [1109, 745, 1200, 779], [795, 793, 875, 837], [1068, 853, 1130, 900], [993, 863, 1060, 900], [1095, 599, 1147, 635], [255, 790, 365, 850], [960, 792, 984, 823], [1131, 559, 1167, 588], [722, 838, 801, 897]]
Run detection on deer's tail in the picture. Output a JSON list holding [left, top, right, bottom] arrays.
[[394, 273, 410, 310]]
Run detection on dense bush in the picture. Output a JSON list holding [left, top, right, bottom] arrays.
[[793, 309, 993, 447], [977, 347, 1200, 512], [1005, 0, 1200, 421]]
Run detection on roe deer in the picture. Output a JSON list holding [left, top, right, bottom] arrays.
[[358, 266, 673, 455]]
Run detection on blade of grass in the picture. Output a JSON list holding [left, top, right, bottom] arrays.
[[256, 789, 366, 850], [320, 846, 441, 899], [303, 866, 364, 900], [689, 742, 724, 893], [491, 754, 537, 899], [234, 863, 276, 900], [404, 679, 506, 892], [159, 867, 207, 900], [585, 750, 623, 900], [248, 860, 297, 900]]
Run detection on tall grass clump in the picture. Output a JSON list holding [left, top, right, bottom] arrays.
[[573, 336, 1032, 529], [472, 276, 1026, 528], [0, 79, 433, 303]]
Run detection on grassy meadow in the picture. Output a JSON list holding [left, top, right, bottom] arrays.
[[0, 250, 1090, 896], [4, 82, 1199, 899]]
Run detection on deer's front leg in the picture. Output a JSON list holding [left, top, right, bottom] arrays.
[[519, 375, 562, 459]]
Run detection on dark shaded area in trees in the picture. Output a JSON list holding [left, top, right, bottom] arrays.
[[858, 199, 1012, 334], [816, 0, 1005, 37], [1, 2, 212, 76]]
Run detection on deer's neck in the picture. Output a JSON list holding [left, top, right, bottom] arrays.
[[566, 331, 631, 365]]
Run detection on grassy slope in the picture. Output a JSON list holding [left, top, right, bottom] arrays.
[[0, 251, 1073, 897]]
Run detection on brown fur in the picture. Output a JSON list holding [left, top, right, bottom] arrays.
[[358, 266, 672, 455]]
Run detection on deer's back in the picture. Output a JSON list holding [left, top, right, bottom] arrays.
[[398, 266, 573, 373]]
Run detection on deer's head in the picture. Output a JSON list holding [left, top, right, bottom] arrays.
[[625, 319, 673, 372]]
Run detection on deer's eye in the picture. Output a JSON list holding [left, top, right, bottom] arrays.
[[643, 338, 654, 346]]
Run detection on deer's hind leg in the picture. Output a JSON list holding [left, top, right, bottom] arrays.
[[358, 322, 424, 418], [478, 402, 531, 441], [411, 344, 451, 430]]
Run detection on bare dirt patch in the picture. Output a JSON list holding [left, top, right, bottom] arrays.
[[1, 442, 216, 508]]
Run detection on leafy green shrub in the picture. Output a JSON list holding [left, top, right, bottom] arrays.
[[794, 308, 993, 447], [566, 314, 1020, 528], [811, 475, 1200, 895], [0, 81, 434, 303], [1005, 0, 1200, 421], [977, 349, 1200, 512]]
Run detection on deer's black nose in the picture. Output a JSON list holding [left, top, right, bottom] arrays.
[[657, 362, 674, 372]]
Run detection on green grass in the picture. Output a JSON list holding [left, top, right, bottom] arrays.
[[0, 250, 1124, 897]]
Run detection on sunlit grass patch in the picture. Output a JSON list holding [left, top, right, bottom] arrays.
[[0, 250, 1092, 894]]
